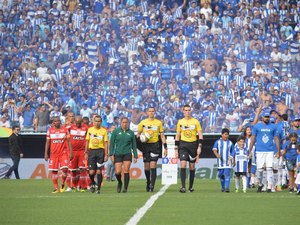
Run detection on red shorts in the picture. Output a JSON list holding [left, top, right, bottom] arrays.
[[48, 153, 69, 171], [68, 151, 86, 170]]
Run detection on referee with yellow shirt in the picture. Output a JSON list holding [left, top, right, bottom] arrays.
[[85, 115, 108, 194], [175, 104, 203, 193], [137, 107, 168, 192]]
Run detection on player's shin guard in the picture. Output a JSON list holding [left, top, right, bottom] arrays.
[[66, 171, 71, 188], [150, 168, 156, 188], [282, 168, 287, 186], [124, 173, 129, 190], [256, 168, 264, 186], [262, 170, 267, 188], [266, 167, 273, 189], [273, 171, 278, 189], [71, 171, 78, 188], [246, 173, 250, 188], [224, 176, 230, 190], [76, 171, 80, 187], [277, 168, 282, 186], [220, 175, 225, 190], [61, 169, 68, 185], [97, 173, 102, 190], [144, 170, 150, 185], [223, 169, 231, 191], [79, 170, 87, 189], [51, 171, 59, 189], [242, 175, 247, 192], [189, 170, 195, 189], [180, 168, 186, 188], [235, 176, 240, 190]]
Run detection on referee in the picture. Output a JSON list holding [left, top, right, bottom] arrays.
[[109, 117, 138, 193], [85, 115, 108, 194], [175, 104, 203, 193], [137, 107, 168, 192]]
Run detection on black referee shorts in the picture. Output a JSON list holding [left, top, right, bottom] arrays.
[[141, 142, 160, 162], [88, 149, 104, 170], [179, 140, 198, 163]]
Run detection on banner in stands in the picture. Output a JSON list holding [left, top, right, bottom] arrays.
[[0, 158, 220, 180]]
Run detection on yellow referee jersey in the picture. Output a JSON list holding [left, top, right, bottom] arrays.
[[176, 117, 202, 142], [138, 118, 164, 143], [86, 127, 108, 149]]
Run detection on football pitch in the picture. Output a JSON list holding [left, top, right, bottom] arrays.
[[0, 179, 298, 225]]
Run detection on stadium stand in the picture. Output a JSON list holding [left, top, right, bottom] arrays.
[[0, 0, 299, 133]]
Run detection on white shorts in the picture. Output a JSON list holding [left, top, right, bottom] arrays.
[[272, 156, 283, 170], [295, 173, 300, 185], [256, 152, 274, 169]]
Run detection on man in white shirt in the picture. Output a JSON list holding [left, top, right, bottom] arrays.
[[80, 103, 93, 119], [270, 46, 282, 68], [251, 63, 265, 76]]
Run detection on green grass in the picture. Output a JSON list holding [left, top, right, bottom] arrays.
[[0, 179, 299, 225]]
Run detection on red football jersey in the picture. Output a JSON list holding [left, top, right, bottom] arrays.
[[47, 126, 70, 157], [69, 124, 88, 151]]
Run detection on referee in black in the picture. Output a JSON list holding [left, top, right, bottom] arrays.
[[3, 125, 24, 179]]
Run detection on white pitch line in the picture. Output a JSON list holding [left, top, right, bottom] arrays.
[[125, 184, 171, 225]]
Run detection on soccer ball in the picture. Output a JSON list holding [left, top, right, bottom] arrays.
[[140, 132, 150, 143]]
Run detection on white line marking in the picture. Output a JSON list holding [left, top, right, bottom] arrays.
[[125, 185, 171, 225]]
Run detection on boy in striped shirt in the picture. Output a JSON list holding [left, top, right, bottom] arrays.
[[212, 128, 234, 192], [232, 136, 248, 193]]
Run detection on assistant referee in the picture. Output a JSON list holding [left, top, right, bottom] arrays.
[[175, 104, 203, 193], [137, 106, 168, 192]]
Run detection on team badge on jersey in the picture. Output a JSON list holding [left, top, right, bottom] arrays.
[[262, 134, 269, 143]]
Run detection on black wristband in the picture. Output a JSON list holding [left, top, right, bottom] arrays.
[[164, 143, 167, 149], [175, 140, 180, 147], [198, 139, 203, 145]]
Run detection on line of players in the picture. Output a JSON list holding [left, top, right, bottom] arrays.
[[44, 105, 300, 194], [212, 107, 300, 194]]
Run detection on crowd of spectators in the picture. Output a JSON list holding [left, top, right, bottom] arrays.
[[0, 0, 299, 133]]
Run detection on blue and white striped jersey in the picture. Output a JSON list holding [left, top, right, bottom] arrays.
[[232, 145, 248, 173], [212, 138, 234, 169]]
